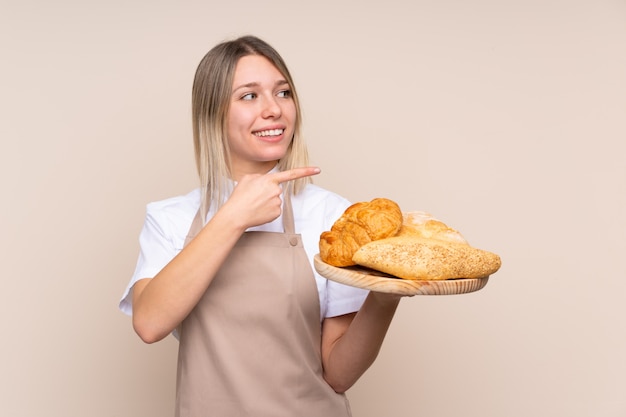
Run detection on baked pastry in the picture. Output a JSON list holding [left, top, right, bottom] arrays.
[[397, 211, 468, 244], [319, 198, 403, 267], [319, 202, 501, 280], [353, 212, 501, 280], [352, 236, 501, 280]]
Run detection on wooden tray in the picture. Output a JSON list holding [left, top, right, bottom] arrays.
[[314, 255, 489, 296]]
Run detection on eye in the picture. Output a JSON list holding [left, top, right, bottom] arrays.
[[277, 89, 292, 99], [241, 92, 257, 101]]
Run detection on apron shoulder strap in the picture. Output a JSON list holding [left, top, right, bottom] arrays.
[[282, 184, 296, 235], [184, 207, 204, 247]]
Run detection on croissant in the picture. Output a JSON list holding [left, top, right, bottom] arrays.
[[319, 198, 403, 267]]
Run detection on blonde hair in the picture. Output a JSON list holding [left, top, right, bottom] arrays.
[[191, 35, 310, 221]]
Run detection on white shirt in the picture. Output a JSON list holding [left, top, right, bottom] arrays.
[[119, 183, 368, 322]]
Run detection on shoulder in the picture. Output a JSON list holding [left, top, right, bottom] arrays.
[[146, 188, 200, 215], [143, 188, 201, 239]]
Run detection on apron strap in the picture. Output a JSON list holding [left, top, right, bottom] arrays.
[[184, 205, 204, 247], [282, 184, 296, 235]]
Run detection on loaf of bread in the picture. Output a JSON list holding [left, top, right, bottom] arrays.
[[397, 211, 468, 244], [353, 210, 501, 280], [352, 236, 501, 280], [319, 198, 403, 267]]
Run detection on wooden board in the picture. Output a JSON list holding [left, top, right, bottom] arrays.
[[314, 254, 489, 296]]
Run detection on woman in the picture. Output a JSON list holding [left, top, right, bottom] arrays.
[[119, 35, 402, 416]]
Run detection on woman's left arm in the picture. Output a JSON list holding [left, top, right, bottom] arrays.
[[321, 292, 402, 393]]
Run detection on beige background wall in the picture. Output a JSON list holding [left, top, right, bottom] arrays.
[[1, 1, 625, 416]]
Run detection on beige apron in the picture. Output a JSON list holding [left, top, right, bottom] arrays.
[[175, 190, 352, 417]]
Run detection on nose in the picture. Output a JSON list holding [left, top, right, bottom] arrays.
[[261, 96, 282, 119]]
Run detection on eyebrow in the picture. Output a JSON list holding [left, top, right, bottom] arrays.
[[232, 79, 289, 94]]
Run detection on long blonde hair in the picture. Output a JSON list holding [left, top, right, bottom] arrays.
[[191, 35, 310, 221]]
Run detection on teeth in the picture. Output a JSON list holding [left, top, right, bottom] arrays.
[[254, 129, 283, 137]]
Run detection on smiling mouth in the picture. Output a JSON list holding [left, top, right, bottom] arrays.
[[253, 128, 284, 137]]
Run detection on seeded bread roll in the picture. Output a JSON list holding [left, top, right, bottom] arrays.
[[352, 225, 501, 281], [319, 198, 403, 267]]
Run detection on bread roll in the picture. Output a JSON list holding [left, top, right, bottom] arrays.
[[397, 211, 468, 244], [319, 198, 403, 267]]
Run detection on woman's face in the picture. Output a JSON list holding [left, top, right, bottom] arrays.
[[226, 55, 296, 179]]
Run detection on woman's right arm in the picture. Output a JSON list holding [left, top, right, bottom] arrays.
[[131, 205, 247, 344], [131, 167, 320, 344]]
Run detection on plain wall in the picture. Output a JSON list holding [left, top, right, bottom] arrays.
[[1, 1, 625, 416]]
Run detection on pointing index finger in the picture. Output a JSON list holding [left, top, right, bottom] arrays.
[[272, 167, 321, 184]]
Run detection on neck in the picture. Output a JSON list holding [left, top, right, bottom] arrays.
[[231, 161, 278, 181]]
